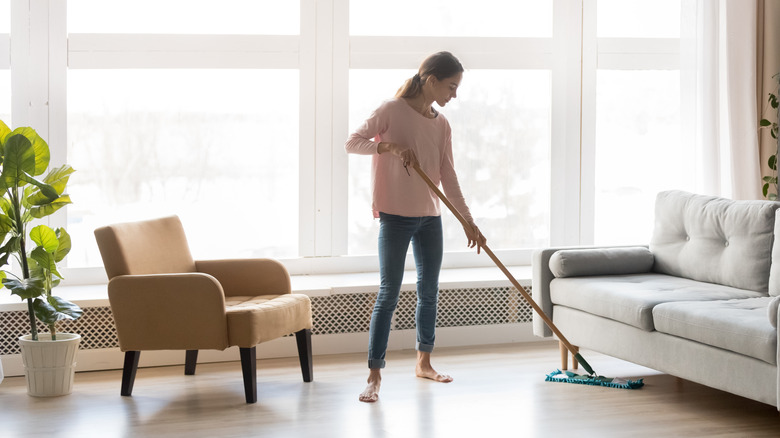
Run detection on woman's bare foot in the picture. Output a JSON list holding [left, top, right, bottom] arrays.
[[415, 351, 453, 383], [359, 369, 382, 403]]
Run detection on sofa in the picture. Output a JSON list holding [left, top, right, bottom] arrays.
[[532, 190, 780, 409]]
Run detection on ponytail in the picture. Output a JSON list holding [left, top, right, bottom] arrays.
[[395, 52, 464, 99]]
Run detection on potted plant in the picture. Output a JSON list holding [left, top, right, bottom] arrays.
[[0, 119, 82, 396], [761, 73, 779, 200]]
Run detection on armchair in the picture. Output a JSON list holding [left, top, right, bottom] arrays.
[[94, 215, 313, 403]]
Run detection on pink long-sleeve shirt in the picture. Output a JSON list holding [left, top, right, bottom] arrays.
[[345, 98, 474, 224]]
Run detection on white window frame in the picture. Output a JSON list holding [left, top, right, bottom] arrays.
[[6, 0, 685, 285]]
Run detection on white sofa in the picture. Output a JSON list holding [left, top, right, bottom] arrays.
[[532, 190, 780, 409]]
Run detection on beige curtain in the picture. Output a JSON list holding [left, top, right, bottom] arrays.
[[758, 0, 780, 198]]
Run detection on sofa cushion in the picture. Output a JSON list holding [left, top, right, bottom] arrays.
[[650, 190, 780, 292], [769, 296, 780, 328], [653, 297, 777, 365], [768, 211, 780, 297], [548, 247, 654, 278], [550, 273, 765, 331]]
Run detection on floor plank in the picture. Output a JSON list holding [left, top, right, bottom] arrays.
[[0, 341, 778, 437]]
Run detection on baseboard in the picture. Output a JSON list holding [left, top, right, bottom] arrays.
[[0, 323, 537, 377]]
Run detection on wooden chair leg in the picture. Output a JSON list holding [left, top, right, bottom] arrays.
[[295, 329, 313, 382], [559, 341, 568, 370], [571, 345, 580, 369], [185, 350, 198, 375], [121, 351, 141, 396], [239, 347, 257, 404]]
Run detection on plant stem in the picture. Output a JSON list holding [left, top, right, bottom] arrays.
[[26, 298, 38, 341], [12, 187, 37, 340]]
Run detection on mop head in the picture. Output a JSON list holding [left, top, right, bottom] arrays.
[[545, 369, 644, 389]]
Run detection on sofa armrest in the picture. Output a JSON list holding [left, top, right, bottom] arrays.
[[196, 258, 291, 297], [108, 273, 230, 351], [532, 245, 650, 338]]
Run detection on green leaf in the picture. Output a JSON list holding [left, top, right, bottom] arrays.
[[33, 295, 83, 325], [0, 134, 36, 190], [27, 165, 75, 205], [30, 246, 61, 280], [2, 277, 45, 300], [30, 225, 59, 252], [0, 119, 10, 146], [763, 176, 775, 182], [761, 119, 772, 127], [763, 183, 769, 197], [769, 154, 777, 170], [29, 194, 72, 218], [770, 193, 778, 201], [8, 127, 49, 176], [54, 228, 71, 263]]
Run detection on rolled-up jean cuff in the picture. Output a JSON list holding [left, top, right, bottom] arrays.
[[368, 359, 386, 369], [416, 342, 434, 353]]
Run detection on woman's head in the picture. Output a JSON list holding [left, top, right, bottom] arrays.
[[396, 51, 464, 103]]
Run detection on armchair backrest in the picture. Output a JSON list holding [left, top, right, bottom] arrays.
[[94, 215, 197, 279]]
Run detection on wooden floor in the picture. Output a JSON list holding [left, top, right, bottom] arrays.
[[0, 341, 778, 437]]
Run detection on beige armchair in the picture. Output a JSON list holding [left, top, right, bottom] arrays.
[[94, 215, 313, 403]]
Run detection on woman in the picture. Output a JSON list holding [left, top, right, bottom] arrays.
[[345, 51, 486, 403]]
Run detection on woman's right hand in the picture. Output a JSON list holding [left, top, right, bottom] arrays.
[[379, 142, 418, 169]]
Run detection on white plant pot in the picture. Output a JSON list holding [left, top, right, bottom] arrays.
[[19, 333, 81, 397]]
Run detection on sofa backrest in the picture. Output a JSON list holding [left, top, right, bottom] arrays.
[[650, 190, 780, 292]]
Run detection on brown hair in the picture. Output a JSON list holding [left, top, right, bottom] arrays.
[[395, 51, 464, 98]]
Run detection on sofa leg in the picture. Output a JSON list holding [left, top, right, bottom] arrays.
[[240, 347, 257, 404], [559, 341, 568, 370], [295, 329, 313, 382], [185, 350, 198, 375], [121, 351, 141, 396], [559, 341, 580, 370], [571, 345, 579, 369]]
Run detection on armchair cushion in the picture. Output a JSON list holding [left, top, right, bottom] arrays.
[[226, 294, 313, 347]]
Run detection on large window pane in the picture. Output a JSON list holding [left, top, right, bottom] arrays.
[[348, 69, 550, 255], [350, 0, 552, 37], [597, 0, 681, 38], [0, 71, 9, 124], [594, 70, 690, 245], [67, 69, 299, 267], [68, 0, 299, 35], [0, 0, 9, 33]]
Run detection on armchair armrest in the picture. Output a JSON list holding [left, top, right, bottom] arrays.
[[195, 258, 291, 297], [108, 273, 230, 351]]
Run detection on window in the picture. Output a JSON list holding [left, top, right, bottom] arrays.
[[350, 0, 552, 37], [67, 70, 299, 266], [67, 0, 299, 34], [589, 0, 689, 245], [347, 0, 554, 262], [8, 1, 693, 283], [0, 0, 8, 124]]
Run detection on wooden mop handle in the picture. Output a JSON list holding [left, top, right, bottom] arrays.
[[411, 163, 586, 367]]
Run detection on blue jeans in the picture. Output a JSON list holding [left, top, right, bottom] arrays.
[[368, 213, 443, 369]]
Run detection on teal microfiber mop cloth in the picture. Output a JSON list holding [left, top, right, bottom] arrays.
[[545, 369, 644, 389]]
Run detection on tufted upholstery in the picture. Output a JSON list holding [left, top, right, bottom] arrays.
[[94, 216, 313, 403], [650, 190, 780, 292]]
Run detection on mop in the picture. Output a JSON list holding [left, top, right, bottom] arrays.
[[410, 163, 644, 390]]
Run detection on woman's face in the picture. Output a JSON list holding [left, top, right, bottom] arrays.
[[427, 72, 462, 107]]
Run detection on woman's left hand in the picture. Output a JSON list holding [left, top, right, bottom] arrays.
[[464, 223, 486, 254]]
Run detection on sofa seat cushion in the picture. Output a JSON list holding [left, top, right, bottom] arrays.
[[225, 294, 313, 347], [550, 273, 765, 331], [653, 297, 777, 364]]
